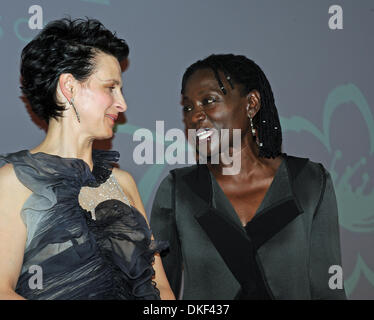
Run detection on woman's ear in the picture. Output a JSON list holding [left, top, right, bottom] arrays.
[[57, 73, 76, 104], [246, 90, 261, 117]]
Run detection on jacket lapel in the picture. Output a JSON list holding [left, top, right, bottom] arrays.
[[244, 157, 305, 249], [179, 155, 309, 299], [183, 165, 257, 293]]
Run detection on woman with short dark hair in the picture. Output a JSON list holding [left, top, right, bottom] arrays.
[[151, 54, 346, 300], [0, 18, 174, 300]]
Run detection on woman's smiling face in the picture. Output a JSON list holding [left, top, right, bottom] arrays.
[[181, 68, 251, 158], [73, 52, 127, 140]]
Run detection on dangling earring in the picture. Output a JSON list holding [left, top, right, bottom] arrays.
[[247, 105, 263, 147], [247, 105, 256, 138], [249, 115, 256, 137], [69, 97, 80, 123]]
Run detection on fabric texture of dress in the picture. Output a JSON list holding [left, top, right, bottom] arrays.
[[0, 149, 167, 300]]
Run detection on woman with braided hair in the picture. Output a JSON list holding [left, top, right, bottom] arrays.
[[0, 18, 174, 300], [151, 54, 346, 300]]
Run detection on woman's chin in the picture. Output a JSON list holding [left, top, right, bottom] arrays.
[[94, 130, 114, 140], [197, 144, 220, 163]]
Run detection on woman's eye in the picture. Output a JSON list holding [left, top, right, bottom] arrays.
[[183, 105, 193, 112], [202, 97, 216, 105], [108, 86, 115, 92]]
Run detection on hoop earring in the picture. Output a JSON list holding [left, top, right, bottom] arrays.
[[70, 98, 81, 123]]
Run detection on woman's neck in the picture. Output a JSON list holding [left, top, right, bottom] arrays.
[[30, 118, 95, 170], [207, 133, 273, 180]]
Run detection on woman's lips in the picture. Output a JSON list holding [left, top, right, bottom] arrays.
[[105, 114, 117, 123], [196, 128, 214, 142]]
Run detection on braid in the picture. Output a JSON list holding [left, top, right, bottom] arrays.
[[253, 65, 282, 158], [181, 54, 282, 158]]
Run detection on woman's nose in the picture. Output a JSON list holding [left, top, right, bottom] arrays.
[[116, 94, 128, 112], [191, 106, 206, 124]]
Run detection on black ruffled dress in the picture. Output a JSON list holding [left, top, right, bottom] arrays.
[[0, 149, 167, 300]]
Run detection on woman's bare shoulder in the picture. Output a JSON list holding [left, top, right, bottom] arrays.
[[112, 167, 136, 186], [0, 163, 19, 187], [112, 167, 137, 200], [112, 167, 148, 219], [0, 163, 21, 186], [0, 163, 32, 210]]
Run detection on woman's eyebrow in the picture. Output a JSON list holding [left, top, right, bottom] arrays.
[[102, 79, 124, 92], [198, 88, 220, 95], [188, 88, 221, 97], [103, 79, 122, 85], [95, 75, 122, 86]]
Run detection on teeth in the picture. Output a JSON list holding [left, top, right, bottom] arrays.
[[196, 128, 211, 135], [196, 129, 213, 140], [106, 115, 115, 121]]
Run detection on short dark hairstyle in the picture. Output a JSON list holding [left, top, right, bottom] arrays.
[[181, 54, 282, 158], [20, 17, 129, 123]]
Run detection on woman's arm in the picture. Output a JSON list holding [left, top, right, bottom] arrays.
[[0, 164, 29, 300], [150, 173, 183, 299], [309, 165, 347, 300], [112, 168, 175, 300]]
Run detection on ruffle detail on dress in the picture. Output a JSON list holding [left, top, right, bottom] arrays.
[[90, 150, 120, 187], [0, 149, 166, 300], [0, 149, 119, 251], [83, 199, 168, 299]]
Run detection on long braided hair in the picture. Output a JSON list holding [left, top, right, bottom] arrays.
[[181, 54, 282, 158]]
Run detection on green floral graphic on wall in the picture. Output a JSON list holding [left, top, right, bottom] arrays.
[[281, 84, 374, 233], [281, 83, 374, 297]]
